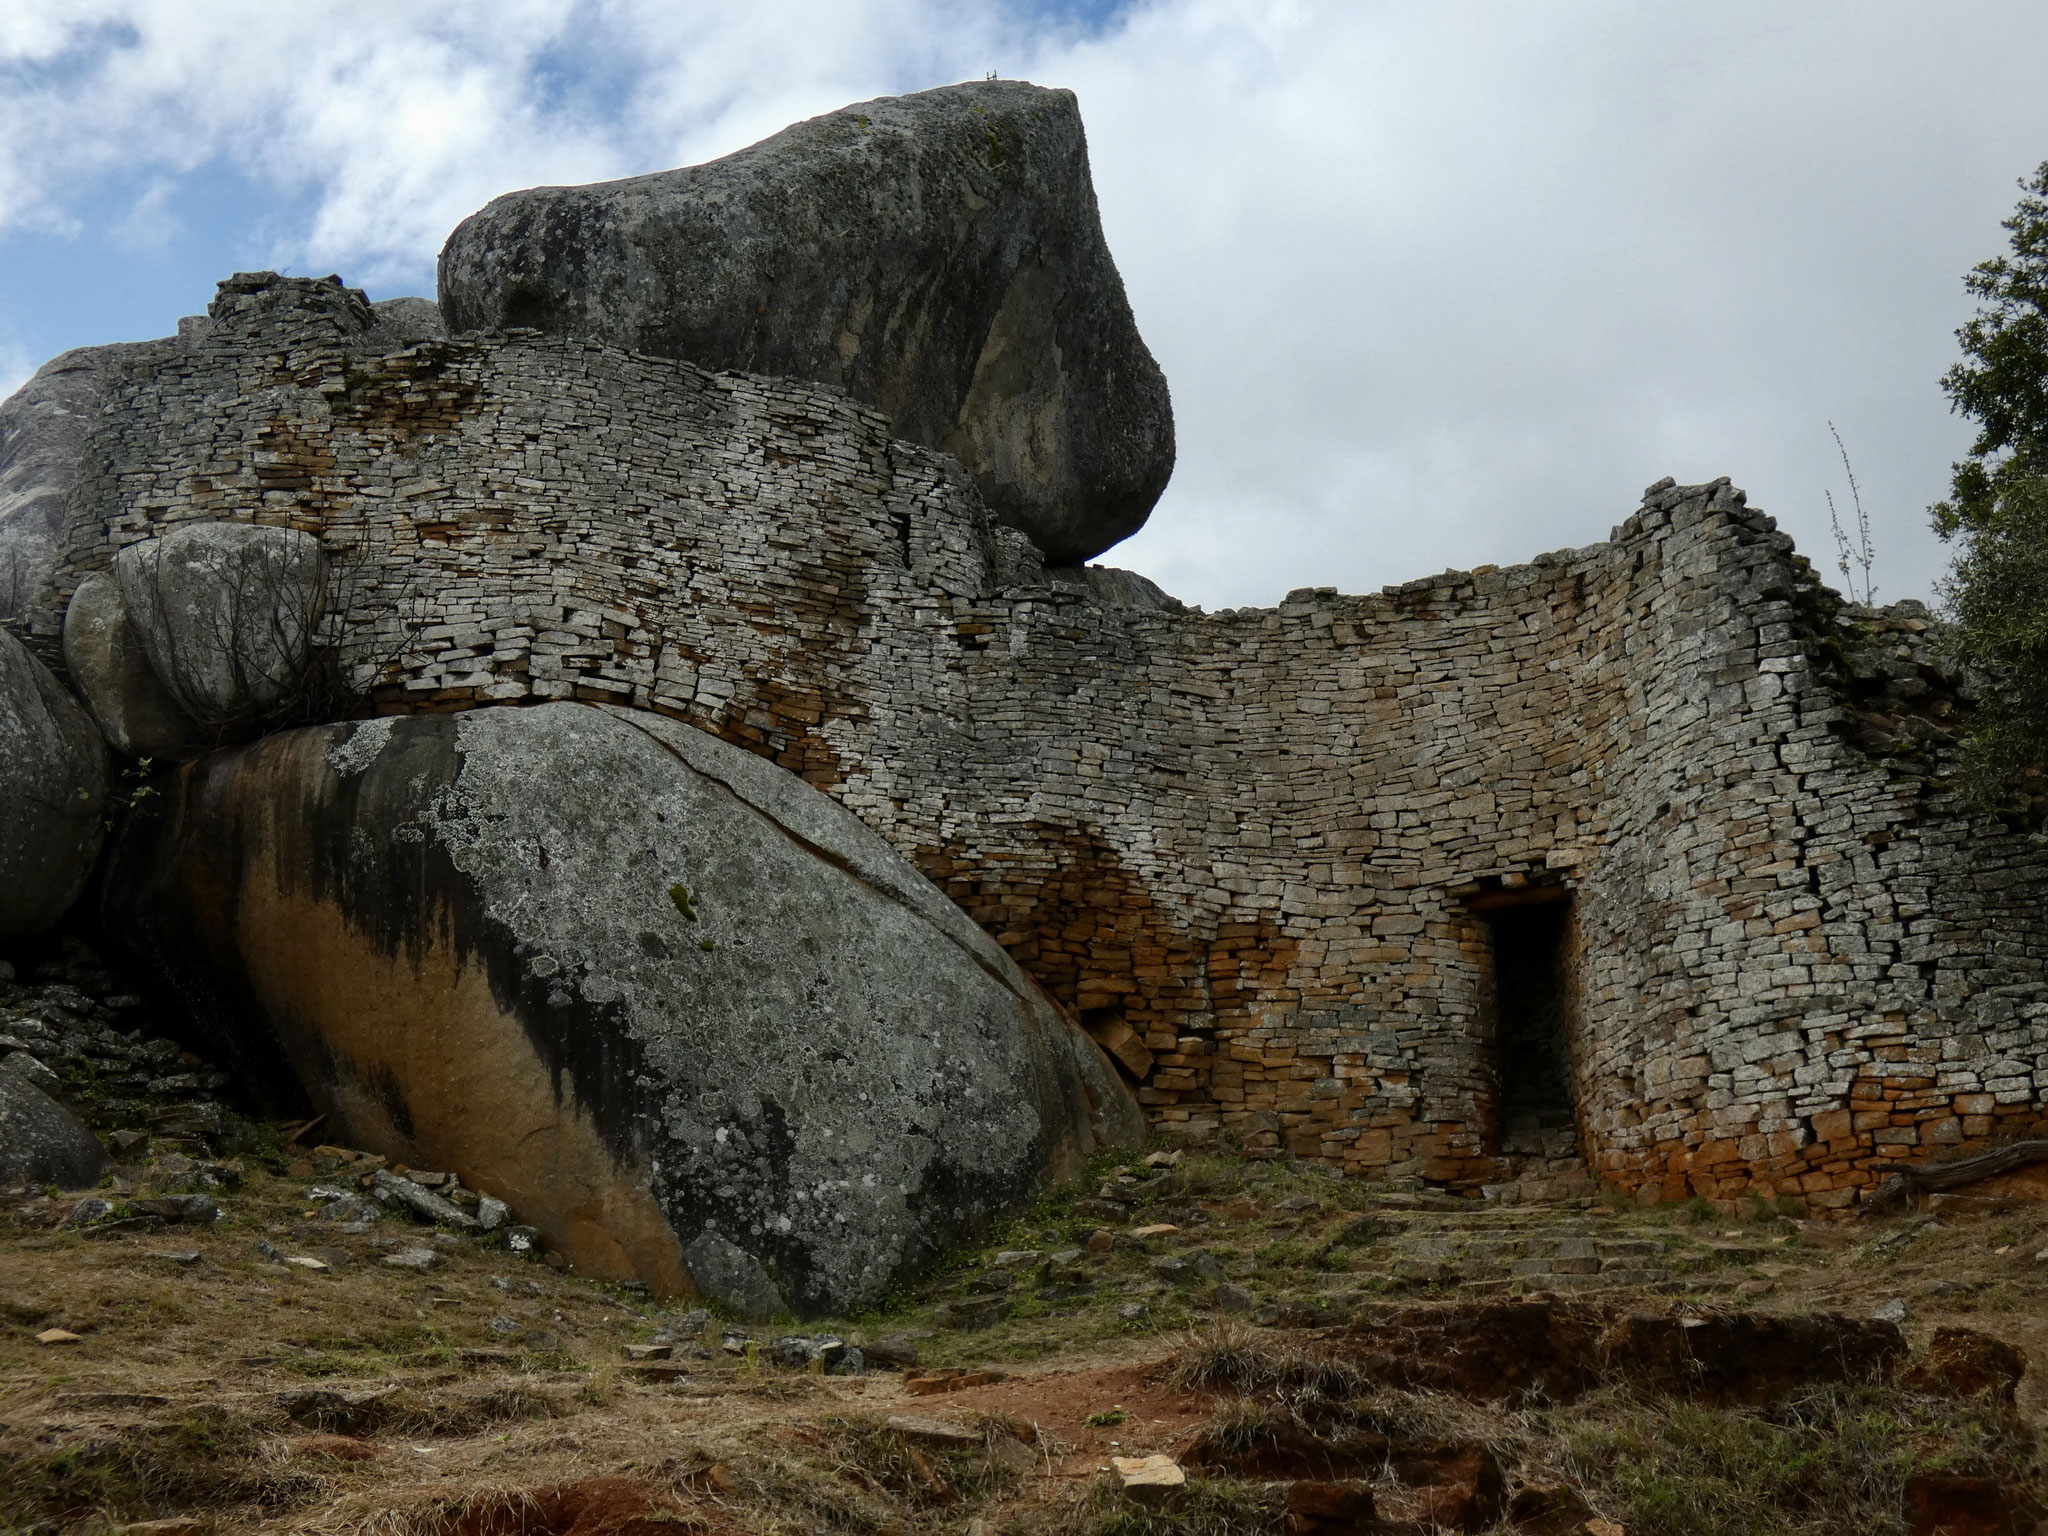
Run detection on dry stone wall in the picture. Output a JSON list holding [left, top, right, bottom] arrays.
[[40, 275, 2048, 1208]]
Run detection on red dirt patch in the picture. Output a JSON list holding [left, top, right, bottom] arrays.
[[1285, 1479, 1376, 1535], [1343, 1301, 1909, 1407], [449, 1477, 726, 1536], [888, 1359, 1214, 1477], [1900, 1328, 2030, 1408], [1184, 1418, 1389, 1480], [1903, 1471, 2038, 1536]]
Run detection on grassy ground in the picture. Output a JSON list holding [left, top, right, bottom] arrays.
[[5, 1137, 2047, 1534]]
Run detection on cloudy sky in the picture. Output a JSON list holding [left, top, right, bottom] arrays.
[[4, 1, 2046, 611]]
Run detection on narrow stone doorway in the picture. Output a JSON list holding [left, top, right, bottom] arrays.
[[1476, 890, 1579, 1160]]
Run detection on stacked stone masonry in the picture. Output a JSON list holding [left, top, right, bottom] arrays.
[[32, 276, 2048, 1209]]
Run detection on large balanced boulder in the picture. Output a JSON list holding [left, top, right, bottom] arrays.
[[438, 80, 1174, 565], [106, 702, 1140, 1314], [0, 1069, 108, 1190], [0, 627, 107, 936], [112, 521, 327, 729]]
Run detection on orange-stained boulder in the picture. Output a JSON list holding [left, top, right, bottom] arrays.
[[106, 702, 1140, 1314]]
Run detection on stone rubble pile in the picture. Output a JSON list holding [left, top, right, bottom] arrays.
[[293, 1143, 526, 1240], [0, 939, 235, 1192]]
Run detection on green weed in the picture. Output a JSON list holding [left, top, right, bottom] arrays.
[[1558, 1384, 2033, 1536]]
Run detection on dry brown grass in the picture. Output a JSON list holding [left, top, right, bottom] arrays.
[[345, 1489, 544, 1536], [12, 1142, 2048, 1533], [1166, 1319, 1368, 1402]]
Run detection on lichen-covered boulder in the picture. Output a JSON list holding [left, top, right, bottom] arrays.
[[106, 702, 1140, 1314], [62, 572, 207, 759], [0, 1069, 108, 1190], [0, 627, 107, 937], [113, 521, 326, 728], [438, 80, 1174, 566]]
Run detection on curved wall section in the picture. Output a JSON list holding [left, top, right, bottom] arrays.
[[50, 274, 2048, 1209]]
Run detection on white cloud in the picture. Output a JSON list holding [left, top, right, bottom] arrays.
[[0, 3, 1018, 286], [1047, 0, 2048, 606], [0, 3, 624, 282], [5, 0, 2048, 606], [0, 6, 131, 62], [111, 177, 181, 251]]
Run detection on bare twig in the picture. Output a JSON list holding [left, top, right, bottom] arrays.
[[1827, 422, 1878, 606]]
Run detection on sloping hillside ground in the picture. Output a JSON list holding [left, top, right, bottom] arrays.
[[5, 937, 2047, 1536]]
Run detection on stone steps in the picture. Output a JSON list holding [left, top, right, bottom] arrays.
[[1348, 1196, 1804, 1297]]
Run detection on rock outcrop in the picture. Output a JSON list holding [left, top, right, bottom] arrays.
[[0, 344, 149, 652], [437, 80, 1173, 565], [62, 518, 331, 760], [105, 702, 1140, 1313], [0, 628, 107, 937], [0, 1069, 108, 1190]]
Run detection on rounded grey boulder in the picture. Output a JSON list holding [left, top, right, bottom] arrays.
[[0, 1069, 108, 1190], [113, 521, 327, 728], [62, 572, 206, 759], [437, 80, 1174, 566], [0, 626, 107, 937], [368, 295, 447, 348], [106, 702, 1141, 1314]]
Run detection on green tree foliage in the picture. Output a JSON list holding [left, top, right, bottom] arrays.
[[1935, 162, 2048, 797]]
